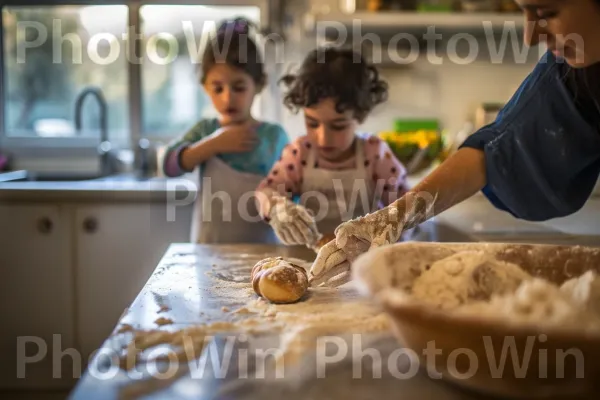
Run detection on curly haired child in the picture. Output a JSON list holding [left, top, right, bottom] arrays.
[[256, 46, 409, 247]]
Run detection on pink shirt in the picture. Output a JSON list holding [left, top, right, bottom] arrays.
[[256, 134, 409, 218]]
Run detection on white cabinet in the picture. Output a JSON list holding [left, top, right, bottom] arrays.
[[75, 204, 190, 361], [0, 205, 76, 389], [0, 199, 192, 387]]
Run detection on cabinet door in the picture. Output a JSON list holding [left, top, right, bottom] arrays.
[[0, 205, 76, 389], [75, 203, 190, 362]]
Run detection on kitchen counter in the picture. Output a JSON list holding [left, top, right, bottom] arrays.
[[2, 167, 598, 238], [67, 227, 600, 399], [68, 242, 498, 400], [0, 174, 198, 203], [434, 196, 600, 246], [1, 166, 599, 241]]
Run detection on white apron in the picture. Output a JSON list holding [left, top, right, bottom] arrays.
[[191, 156, 277, 244], [299, 138, 426, 241], [300, 139, 378, 235]]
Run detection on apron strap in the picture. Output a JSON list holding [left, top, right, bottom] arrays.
[[354, 137, 366, 171], [306, 142, 317, 169]]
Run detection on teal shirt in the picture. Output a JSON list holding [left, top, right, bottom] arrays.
[[163, 118, 289, 177]]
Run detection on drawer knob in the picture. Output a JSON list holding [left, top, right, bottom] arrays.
[[37, 217, 53, 234], [83, 217, 98, 233]]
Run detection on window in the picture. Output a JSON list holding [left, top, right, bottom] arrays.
[[140, 5, 261, 137], [0, 1, 270, 156], [2, 5, 129, 141]]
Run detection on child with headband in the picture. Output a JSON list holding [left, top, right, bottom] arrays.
[[163, 18, 289, 243]]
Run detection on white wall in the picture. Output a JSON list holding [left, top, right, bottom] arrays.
[[278, 48, 536, 140], [278, 0, 539, 140]]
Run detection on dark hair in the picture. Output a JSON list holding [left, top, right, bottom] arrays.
[[280, 47, 388, 123], [200, 17, 266, 89]]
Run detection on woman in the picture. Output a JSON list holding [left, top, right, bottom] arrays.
[[310, 0, 600, 286]]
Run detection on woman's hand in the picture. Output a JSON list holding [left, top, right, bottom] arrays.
[[309, 237, 367, 287], [309, 198, 424, 287], [309, 147, 487, 287]]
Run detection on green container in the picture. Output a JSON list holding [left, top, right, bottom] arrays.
[[393, 118, 440, 133], [417, 5, 452, 11]]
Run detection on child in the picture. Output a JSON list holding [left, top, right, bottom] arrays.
[[162, 17, 289, 244], [256, 46, 409, 247]]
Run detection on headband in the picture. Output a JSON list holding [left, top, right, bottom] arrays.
[[217, 19, 250, 35]]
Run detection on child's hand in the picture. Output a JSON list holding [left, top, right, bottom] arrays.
[[268, 196, 320, 247], [209, 121, 259, 154]]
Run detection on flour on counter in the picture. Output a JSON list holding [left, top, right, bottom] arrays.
[[157, 305, 170, 313], [118, 263, 390, 372], [154, 317, 173, 326]]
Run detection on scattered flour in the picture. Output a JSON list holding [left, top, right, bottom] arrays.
[[118, 262, 389, 371], [154, 317, 173, 326], [157, 305, 170, 313]]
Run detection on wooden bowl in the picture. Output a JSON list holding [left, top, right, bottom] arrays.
[[352, 242, 600, 399]]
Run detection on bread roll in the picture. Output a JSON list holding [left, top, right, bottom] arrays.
[[251, 257, 309, 303]]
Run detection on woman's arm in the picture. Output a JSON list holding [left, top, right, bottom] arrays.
[[396, 147, 487, 229], [371, 138, 485, 217], [310, 147, 487, 287]]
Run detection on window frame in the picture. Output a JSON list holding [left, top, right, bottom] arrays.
[[0, 0, 272, 156]]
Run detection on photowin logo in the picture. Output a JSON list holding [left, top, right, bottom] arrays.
[[12, 17, 587, 67], [15, 332, 586, 385]]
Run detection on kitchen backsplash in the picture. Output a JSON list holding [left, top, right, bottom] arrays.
[[279, 0, 538, 140]]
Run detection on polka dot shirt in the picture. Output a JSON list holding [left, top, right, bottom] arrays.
[[257, 134, 409, 217]]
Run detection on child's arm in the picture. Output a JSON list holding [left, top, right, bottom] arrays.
[[366, 136, 409, 207], [162, 122, 206, 177], [162, 120, 258, 177], [256, 138, 305, 219]]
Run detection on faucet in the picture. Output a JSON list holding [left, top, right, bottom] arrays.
[[74, 86, 112, 176]]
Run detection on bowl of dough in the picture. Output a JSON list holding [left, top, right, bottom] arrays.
[[352, 242, 600, 399]]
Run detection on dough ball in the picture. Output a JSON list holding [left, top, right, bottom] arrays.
[[411, 251, 532, 310], [252, 257, 308, 303]]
